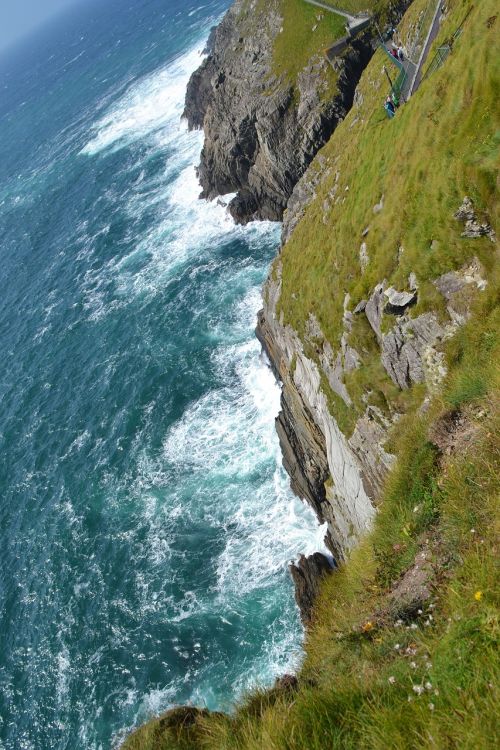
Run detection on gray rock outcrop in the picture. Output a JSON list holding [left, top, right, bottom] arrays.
[[183, 0, 372, 223], [454, 195, 496, 242], [289, 552, 333, 625]]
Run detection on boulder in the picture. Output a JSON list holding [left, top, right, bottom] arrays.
[[290, 552, 333, 625], [384, 286, 417, 314]]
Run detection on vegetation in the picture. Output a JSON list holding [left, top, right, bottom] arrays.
[[271, 0, 345, 88], [123, 0, 499, 746], [278, 0, 498, 425]]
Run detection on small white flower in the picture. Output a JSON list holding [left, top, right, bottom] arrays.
[[410, 623, 418, 630], [394, 644, 400, 650], [434, 689, 439, 696], [413, 505, 420, 513], [388, 676, 396, 684], [413, 685, 425, 696], [425, 682, 432, 690], [429, 702, 435, 711], [410, 661, 417, 669], [470, 528, 476, 534], [417, 609, 423, 615]]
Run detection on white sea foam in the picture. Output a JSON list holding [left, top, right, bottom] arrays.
[[79, 42, 276, 315], [76, 25, 325, 742], [81, 46, 204, 156]]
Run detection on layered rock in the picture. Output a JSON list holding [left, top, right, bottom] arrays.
[[289, 552, 333, 625], [257, 265, 390, 562], [183, 0, 373, 223]]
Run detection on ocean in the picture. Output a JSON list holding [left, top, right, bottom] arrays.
[[0, 0, 323, 747]]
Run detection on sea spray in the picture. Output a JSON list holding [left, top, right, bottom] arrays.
[[0, 2, 324, 748]]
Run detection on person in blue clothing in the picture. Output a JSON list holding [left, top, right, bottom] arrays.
[[385, 96, 396, 118]]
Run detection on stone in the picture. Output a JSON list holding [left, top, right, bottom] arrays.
[[372, 194, 384, 213], [365, 283, 385, 339], [359, 241, 369, 270], [381, 313, 445, 389], [274, 674, 299, 691], [408, 272, 418, 290], [353, 299, 367, 314], [434, 259, 487, 324], [454, 195, 475, 223], [384, 286, 417, 314], [289, 553, 333, 625], [454, 196, 496, 242]]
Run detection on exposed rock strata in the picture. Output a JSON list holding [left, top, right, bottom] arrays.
[[257, 266, 385, 562], [257, 251, 488, 565], [183, 0, 373, 223]]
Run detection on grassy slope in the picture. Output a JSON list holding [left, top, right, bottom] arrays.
[[253, 0, 391, 97], [271, 0, 345, 86], [278, 0, 498, 433], [123, 1, 499, 747]]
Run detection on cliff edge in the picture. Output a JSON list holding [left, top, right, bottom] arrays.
[[183, 0, 378, 223], [123, 0, 499, 746]]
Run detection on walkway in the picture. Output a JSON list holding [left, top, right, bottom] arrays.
[[380, 44, 416, 103], [408, 0, 443, 95], [382, 0, 443, 103]]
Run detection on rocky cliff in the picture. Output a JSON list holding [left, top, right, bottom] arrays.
[[124, 0, 498, 745], [183, 0, 376, 223], [252, 0, 498, 584]]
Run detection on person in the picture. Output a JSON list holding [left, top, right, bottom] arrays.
[[398, 45, 404, 61], [385, 96, 395, 118], [391, 47, 398, 59]]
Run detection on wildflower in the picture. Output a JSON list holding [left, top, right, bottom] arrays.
[[434, 689, 439, 696], [417, 609, 423, 615], [388, 676, 396, 684], [410, 623, 418, 630], [470, 528, 476, 534], [425, 682, 432, 690], [413, 685, 425, 696], [410, 661, 417, 669], [429, 702, 435, 711], [362, 621, 374, 632], [474, 591, 482, 601], [394, 643, 400, 650]]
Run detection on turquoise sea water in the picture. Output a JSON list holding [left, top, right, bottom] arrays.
[[0, 1, 323, 747]]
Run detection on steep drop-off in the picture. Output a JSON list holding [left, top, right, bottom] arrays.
[[124, 0, 499, 746], [183, 0, 404, 223]]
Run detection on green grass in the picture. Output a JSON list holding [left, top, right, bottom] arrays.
[[278, 0, 499, 423], [268, 0, 346, 94], [122, 0, 499, 746]]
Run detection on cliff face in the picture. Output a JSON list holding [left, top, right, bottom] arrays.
[[183, 0, 372, 223], [254, 0, 496, 563], [124, 1, 498, 746]]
